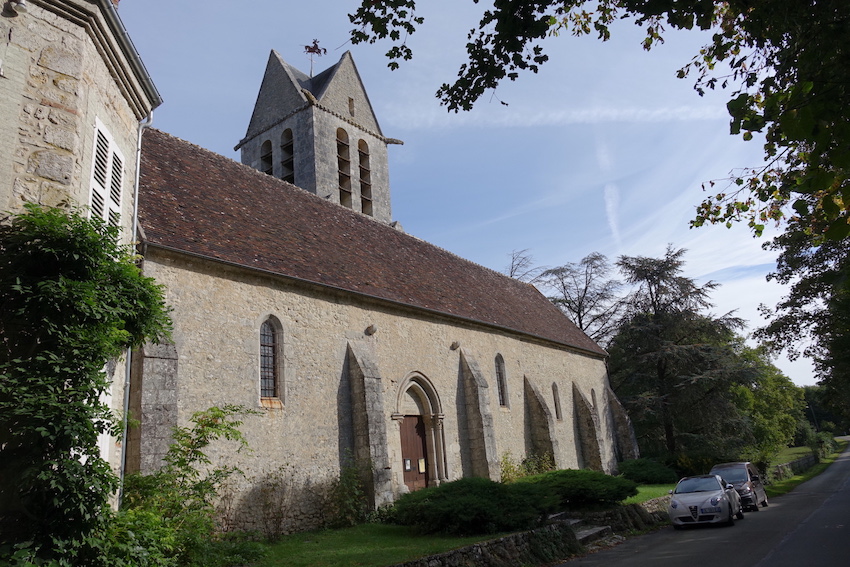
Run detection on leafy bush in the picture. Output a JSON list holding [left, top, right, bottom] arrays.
[[618, 458, 678, 484], [499, 451, 556, 483], [0, 205, 171, 565], [392, 477, 557, 536], [813, 432, 837, 460], [518, 469, 638, 509], [327, 454, 370, 528], [121, 406, 263, 566]]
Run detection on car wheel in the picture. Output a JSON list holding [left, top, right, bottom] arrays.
[[725, 505, 735, 526]]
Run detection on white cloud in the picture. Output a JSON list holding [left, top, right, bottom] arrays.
[[603, 184, 622, 251], [382, 103, 728, 131]]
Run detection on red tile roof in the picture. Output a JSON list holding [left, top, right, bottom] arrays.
[[138, 128, 605, 357]]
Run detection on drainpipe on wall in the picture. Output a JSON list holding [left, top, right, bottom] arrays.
[[117, 110, 154, 507]]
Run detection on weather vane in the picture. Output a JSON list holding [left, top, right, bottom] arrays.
[[304, 39, 327, 77]]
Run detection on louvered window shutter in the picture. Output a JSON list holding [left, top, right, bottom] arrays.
[[89, 120, 124, 227]]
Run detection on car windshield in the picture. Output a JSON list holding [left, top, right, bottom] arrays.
[[712, 468, 747, 482], [675, 477, 720, 493]]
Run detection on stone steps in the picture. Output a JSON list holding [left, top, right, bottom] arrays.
[[550, 514, 613, 546], [574, 524, 613, 545]]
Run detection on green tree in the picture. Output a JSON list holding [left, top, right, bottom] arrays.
[[350, 0, 850, 238], [755, 212, 850, 425], [608, 246, 752, 463], [730, 345, 805, 468], [0, 205, 171, 563], [540, 252, 624, 346]]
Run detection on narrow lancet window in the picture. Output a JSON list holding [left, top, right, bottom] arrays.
[[495, 354, 509, 408], [260, 140, 273, 175], [336, 128, 352, 208], [553, 383, 562, 420], [358, 139, 372, 216], [280, 129, 294, 183], [260, 320, 278, 398]]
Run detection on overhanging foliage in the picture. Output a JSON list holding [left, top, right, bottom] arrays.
[[350, 0, 850, 239]]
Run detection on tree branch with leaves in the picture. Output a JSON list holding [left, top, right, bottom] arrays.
[[350, 0, 850, 239]]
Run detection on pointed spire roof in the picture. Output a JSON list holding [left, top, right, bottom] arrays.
[[238, 50, 383, 150]]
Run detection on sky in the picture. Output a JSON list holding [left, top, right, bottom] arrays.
[[116, 0, 816, 386]]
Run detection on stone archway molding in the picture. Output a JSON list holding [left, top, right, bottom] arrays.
[[392, 372, 449, 487]]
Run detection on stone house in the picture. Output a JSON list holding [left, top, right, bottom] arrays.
[[0, 1, 636, 533], [0, 0, 159, 473]]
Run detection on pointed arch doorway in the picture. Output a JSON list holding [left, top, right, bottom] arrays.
[[393, 373, 448, 492], [399, 415, 428, 490]]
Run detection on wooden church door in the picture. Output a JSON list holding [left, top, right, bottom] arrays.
[[400, 415, 428, 491]]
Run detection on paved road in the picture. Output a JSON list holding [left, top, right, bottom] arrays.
[[561, 439, 850, 567]]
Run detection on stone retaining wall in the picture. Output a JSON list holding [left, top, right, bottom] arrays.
[[772, 454, 817, 480], [388, 497, 671, 567], [573, 496, 670, 533], [388, 522, 582, 567]]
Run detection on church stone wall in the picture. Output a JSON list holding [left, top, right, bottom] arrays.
[[136, 249, 616, 533]]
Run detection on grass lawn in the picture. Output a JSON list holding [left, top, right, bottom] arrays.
[[622, 484, 674, 505], [252, 523, 497, 567], [773, 445, 816, 464]]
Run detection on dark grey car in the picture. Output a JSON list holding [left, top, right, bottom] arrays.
[[710, 462, 768, 511]]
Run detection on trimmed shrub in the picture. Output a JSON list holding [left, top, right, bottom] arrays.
[[392, 477, 557, 536], [618, 458, 678, 484], [518, 469, 638, 508]]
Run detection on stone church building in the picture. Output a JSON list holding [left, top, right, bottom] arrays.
[[1, 1, 636, 531]]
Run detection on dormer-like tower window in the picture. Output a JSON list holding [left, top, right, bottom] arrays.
[[358, 139, 372, 216], [337, 128, 352, 209], [280, 129, 294, 183]]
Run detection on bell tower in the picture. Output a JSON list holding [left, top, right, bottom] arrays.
[[235, 50, 400, 224]]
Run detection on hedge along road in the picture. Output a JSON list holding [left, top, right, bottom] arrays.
[[561, 438, 850, 567]]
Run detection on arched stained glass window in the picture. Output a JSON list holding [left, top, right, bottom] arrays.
[[495, 354, 509, 408], [260, 319, 278, 398]]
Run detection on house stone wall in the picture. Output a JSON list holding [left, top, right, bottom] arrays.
[[0, 1, 157, 477], [0, 2, 142, 242], [134, 248, 617, 533]]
